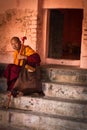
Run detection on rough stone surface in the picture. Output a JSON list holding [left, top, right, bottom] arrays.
[[0, 78, 7, 92], [40, 65, 87, 85], [0, 93, 87, 119], [0, 125, 31, 130], [42, 82, 87, 100], [0, 109, 87, 130]]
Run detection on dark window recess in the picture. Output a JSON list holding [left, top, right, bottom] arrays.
[[48, 9, 83, 60]]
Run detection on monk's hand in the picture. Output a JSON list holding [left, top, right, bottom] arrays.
[[17, 54, 27, 60]]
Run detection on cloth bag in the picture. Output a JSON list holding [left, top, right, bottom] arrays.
[[11, 64, 42, 97]]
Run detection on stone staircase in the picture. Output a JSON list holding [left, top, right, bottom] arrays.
[[0, 64, 87, 130]]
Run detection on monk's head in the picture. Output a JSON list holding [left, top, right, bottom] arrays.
[[10, 36, 21, 50]]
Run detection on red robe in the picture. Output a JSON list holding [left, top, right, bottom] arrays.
[[4, 46, 41, 91]]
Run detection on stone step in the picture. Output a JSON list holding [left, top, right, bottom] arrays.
[[0, 78, 7, 92], [0, 108, 87, 130], [0, 93, 87, 119], [40, 65, 87, 85], [42, 82, 87, 100], [0, 126, 31, 130]]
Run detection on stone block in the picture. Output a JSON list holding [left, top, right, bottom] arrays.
[[0, 109, 87, 130], [42, 82, 87, 100], [0, 93, 87, 119]]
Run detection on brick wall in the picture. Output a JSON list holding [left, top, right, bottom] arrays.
[[0, 8, 39, 63]]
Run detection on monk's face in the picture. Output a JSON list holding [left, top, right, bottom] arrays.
[[11, 39, 21, 50]]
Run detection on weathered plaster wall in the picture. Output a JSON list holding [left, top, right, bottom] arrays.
[[42, 0, 83, 9], [0, 0, 38, 12], [0, 0, 41, 63]]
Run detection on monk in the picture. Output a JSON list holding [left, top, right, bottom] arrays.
[[4, 36, 42, 97]]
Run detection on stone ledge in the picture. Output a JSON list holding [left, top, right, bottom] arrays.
[[0, 109, 87, 130], [0, 63, 8, 77], [0, 93, 87, 119], [0, 63, 8, 92], [40, 65, 87, 85], [0, 125, 31, 130], [42, 82, 87, 100]]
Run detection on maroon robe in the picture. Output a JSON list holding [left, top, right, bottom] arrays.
[[4, 53, 41, 91]]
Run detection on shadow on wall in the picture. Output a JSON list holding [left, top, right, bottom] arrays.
[[0, 63, 8, 92]]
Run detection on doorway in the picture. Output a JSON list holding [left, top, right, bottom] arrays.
[[47, 9, 83, 60]]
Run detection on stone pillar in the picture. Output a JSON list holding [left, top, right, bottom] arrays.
[[36, 0, 43, 53], [80, 0, 87, 68]]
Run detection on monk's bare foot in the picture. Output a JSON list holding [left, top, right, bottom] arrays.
[[17, 91, 23, 97]]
